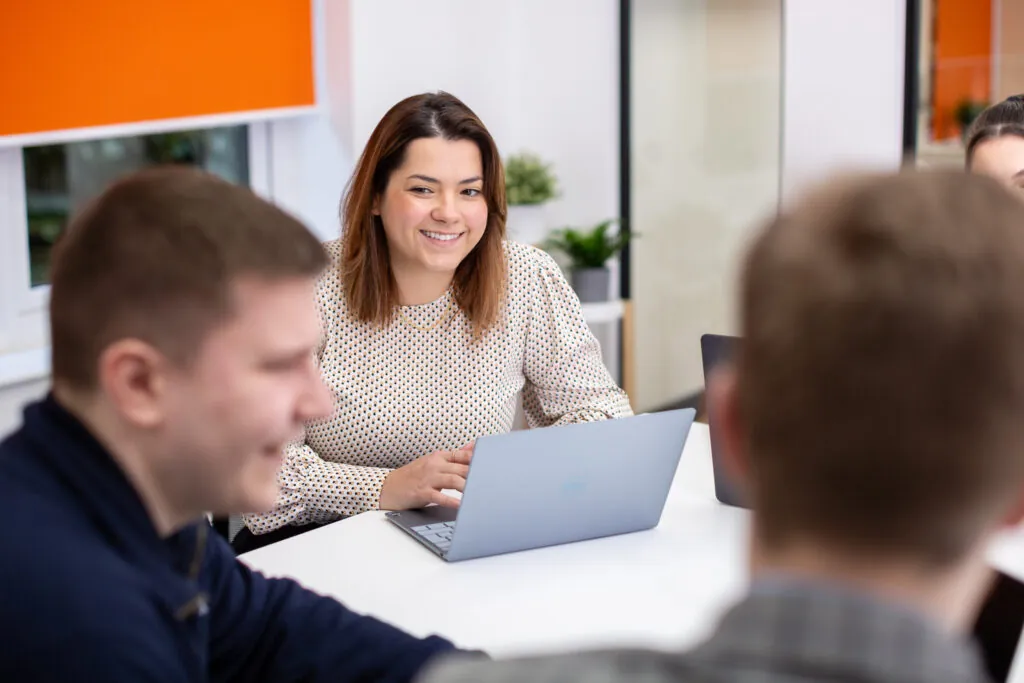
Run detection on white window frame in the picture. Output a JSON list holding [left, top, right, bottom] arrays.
[[0, 120, 275, 385]]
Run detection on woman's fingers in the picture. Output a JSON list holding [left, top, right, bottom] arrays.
[[430, 489, 462, 508], [445, 448, 473, 466], [436, 473, 467, 492], [445, 463, 470, 479]]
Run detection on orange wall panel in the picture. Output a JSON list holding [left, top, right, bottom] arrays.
[[932, 0, 992, 140], [0, 0, 316, 138]]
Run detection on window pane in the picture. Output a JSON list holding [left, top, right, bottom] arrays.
[[22, 125, 249, 287], [913, 0, 1024, 167], [629, 0, 782, 410]]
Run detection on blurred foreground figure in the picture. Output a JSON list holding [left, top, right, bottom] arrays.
[[0, 166, 474, 682]]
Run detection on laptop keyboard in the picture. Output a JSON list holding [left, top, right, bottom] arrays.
[[411, 521, 456, 552]]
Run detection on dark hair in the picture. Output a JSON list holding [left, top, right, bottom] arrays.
[[738, 170, 1024, 566], [49, 166, 328, 390], [965, 95, 1024, 167], [340, 91, 507, 336]]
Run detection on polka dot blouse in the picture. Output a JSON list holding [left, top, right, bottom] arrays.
[[242, 240, 633, 535]]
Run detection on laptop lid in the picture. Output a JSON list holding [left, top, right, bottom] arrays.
[[700, 333, 746, 508], [444, 409, 695, 562], [974, 570, 1024, 683]]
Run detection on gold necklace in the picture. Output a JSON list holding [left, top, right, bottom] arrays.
[[399, 297, 454, 332]]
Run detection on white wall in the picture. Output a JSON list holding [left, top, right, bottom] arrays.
[[302, 0, 622, 242], [780, 0, 906, 206]]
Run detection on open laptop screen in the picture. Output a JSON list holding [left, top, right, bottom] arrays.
[[699, 334, 744, 508], [975, 571, 1024, 683]]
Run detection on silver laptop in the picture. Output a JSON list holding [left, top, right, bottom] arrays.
[[385, 409, 695, 562]]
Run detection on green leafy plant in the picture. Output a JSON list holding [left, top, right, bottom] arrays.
[[545, 219, 632, 270], [144, 131, 204, 164], [955, 98, 989, 134], [504, 152, 558, 205]]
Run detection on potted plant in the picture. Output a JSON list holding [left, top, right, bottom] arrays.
[[504, 152, 558, 244], [545, 219, 632, 303], [955, 98, 989, 139]]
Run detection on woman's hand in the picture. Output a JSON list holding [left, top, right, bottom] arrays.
[[379, 444, 474, 510]]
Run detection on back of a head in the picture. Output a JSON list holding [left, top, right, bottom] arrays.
[[738, 170, 1024, 566], [965, 95, 1024, 167], [49, 166, 327, 391]]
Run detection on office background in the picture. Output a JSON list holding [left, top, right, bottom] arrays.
[[0, 0, 925, 434]]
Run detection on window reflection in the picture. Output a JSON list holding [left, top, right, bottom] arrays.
[[22, 126, 249, 286]]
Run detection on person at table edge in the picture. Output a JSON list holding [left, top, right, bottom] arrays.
[[419, 171, 1024, 683], [0, 167, 476, 682], [965, 94, 1024, 193], [237, 92, 632, 550]]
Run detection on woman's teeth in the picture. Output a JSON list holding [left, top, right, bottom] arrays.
[[422, 230, 461, 242]]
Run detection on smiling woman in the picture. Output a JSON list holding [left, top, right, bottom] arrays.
[[234, 92, 633, 553]]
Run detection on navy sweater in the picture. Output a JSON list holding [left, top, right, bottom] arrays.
[[0, 397, 460, 682]]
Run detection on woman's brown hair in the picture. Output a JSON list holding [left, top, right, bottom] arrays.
[[340, 91, 507, 336]]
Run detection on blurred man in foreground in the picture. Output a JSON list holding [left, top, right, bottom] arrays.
[[0, 167, 466, 682]]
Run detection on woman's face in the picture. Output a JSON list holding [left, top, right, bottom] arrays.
[[375, 136, 488, 278], [971, 135, 1024, 192]]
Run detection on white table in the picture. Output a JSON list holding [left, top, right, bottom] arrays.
[[243, 423, 1024, 664]]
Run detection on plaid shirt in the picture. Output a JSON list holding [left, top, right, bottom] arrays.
[[420, 578, 989, 683]]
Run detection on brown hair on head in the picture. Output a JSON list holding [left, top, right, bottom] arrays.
[[965, 95, 1024, 168], [737, 170, 1024, 567], [49, 165, 328, 391], [340, 91, 507, 336]]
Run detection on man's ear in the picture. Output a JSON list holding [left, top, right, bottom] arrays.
[[96, 339, 170, 429], [999, 492, 1024, 530], [706, 365, 750, 495]]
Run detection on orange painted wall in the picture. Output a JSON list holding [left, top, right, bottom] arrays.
[[932, 0, 992, 140], [0, 0, 315, 138]]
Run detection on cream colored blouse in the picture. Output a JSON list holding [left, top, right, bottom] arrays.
[[243, 240, 633, 534]]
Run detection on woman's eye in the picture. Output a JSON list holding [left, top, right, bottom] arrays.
[[463, 188, 482, 198], [410, 186, 432, 195]]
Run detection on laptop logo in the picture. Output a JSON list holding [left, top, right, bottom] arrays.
[[561, 480, 586, 494]]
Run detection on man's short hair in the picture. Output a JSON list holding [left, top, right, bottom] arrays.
[[738, 170, 1024, 565], [49, 165, 328, 390]]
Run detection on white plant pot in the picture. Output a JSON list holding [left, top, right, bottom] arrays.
[[505, 204, 549, 245]]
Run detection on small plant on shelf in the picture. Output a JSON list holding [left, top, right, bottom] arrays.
[[954, 98, 990, 138], [544, 219, 632, 303], [503, 152, 559, 245], [504, 152, 558, 206]]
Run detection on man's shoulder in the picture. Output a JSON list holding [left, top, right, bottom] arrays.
[[420, 648, 721, 683], [0, 510, 156, 619], [0, 527, 184, 679]]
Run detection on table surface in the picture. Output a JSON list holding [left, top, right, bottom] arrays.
[[242, 422, 1024, 664]]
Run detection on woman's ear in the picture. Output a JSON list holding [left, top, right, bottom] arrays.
[[371, 194, 381, 216]]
